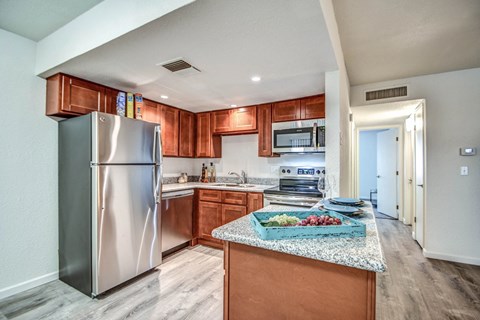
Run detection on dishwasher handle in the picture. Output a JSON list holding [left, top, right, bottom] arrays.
[[162, 189, 194, 200]]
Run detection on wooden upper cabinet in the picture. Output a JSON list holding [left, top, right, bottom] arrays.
[[46, 74, 106, 117], [212, 110, 231, 133], [212, 106, 257, 134], [301, 94, 325, 119], [196, 112, 221, 158], [105, 88, 120, 115], [231, 106, 257, 132], [272, 99, 301, 122], [160, 105, 179, 156], [179, 110, 195, 157], [257, 104, 278, 157], [247, 193, 264, 213], [222, 204, 247, 225], [142, 99, 160, 124]]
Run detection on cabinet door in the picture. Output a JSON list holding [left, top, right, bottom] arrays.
[[272, 99, 301, 122], [62, 75, 106, 115], [198, 201, 222, 240], [222, 191, 247, 205], [196, 112, 212, 157], [105, 88, 120, 115], [196, 113, 222, 158], [231, 106, 257, 132], [257, 104, 276, 157], [179, 110, 195, 157], [142, 99, 160, 124], [160, 105, 179, 156], [222, 204, 247, 225], [212, 110, 231, 133], [247, 193, 264, 213], [301, 95, 325, 119]]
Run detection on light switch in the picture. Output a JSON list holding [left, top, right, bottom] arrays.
[[460, 166, 469, 176]]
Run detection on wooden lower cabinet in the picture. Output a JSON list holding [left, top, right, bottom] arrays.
[[196, 189, 263, 248], [223, 242, 376, 320], [198, 201, 222, 242], [222, 204, 246, 225], [247, 193, 263, 213]]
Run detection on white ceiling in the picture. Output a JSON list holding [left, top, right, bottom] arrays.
[[42, 0, 337, 112], [351, 100, 423, 127], [333, 0, 480, 85], [0, 0, 103, 41]]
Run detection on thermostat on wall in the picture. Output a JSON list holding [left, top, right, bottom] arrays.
[[460, 147, 477, 156]]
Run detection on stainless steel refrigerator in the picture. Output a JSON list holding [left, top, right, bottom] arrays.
[[58, 112, 162, 297]]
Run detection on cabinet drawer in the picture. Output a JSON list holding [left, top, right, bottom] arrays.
[[222, 191, 247, 205], [199, 189, 222, 202], [222, 204, 247, 225]]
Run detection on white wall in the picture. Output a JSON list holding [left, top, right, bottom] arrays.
[[36, 0, 194, 75], [185, 135, 325, 179], [351, 68, 480, 265], [320, 0, 352, 197], [0, 29, 58, 299], [359, 131, 378, 199]]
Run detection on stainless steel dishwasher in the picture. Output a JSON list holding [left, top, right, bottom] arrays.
[[161, 189, 194, 254]]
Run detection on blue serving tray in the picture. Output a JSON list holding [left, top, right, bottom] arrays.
[[250, 210, 366, 240]]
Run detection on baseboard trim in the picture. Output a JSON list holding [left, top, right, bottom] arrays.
[[423, 249, 480, 266], [0, 271, 59, 300]]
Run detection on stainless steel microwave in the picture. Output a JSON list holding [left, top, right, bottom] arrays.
[[272, 119, 325, 154]]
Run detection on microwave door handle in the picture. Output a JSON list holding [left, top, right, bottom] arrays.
[[312, 123, 317, 148]]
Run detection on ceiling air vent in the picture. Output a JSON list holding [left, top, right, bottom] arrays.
[[365, 86, 407, 101], [160, 58, 201, 75]]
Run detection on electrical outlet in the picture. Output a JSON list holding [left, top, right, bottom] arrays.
[[460, 166, 469, 176]]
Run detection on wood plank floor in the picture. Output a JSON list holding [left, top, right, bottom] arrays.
[[1, 220, 479, 320], [375, 219, 480, 320]]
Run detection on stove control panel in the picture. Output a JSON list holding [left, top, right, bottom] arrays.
[[279, 166, 325, 178]]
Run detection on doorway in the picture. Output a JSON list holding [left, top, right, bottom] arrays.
[[359, 128, 399, 219], [351, 99, 426, 243]]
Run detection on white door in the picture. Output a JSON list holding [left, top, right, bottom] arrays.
[[376, 129, 398, 218], [414, 106, 425, 247]]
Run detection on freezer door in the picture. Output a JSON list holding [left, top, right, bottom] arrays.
[[92, 112, 161, 165], [92, 164, 162, 295]]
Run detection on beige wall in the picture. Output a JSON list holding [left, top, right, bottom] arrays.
[[351, 68, 480, 265]]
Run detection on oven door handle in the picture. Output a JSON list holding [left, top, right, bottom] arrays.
[[265, 195, 321, 202]]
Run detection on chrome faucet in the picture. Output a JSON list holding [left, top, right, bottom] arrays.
[[228, 170, 247, 184]]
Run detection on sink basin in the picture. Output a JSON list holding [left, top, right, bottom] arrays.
[[237, 184, 256, 188], [211, 183, 239, 187], [210, 183, 256, 188]]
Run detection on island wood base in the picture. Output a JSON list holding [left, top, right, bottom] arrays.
[[223, 241, 376, 320]]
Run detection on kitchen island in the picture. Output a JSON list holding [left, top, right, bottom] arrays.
[[212, 203, 386, 320]]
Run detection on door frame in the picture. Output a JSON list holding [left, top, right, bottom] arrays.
[[412, 102, 427, 247], [353, 124, 404, 221]]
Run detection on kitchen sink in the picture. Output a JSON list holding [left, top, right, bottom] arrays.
[[210, 183, 256, 188]]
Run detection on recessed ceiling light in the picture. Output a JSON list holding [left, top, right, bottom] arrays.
[[161, 95, 168, 99], [251, 76, 261, 82], [230, 104, 237, 107]]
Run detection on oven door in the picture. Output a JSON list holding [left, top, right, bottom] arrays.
[[272, 127, 315, 153], [264, 194, 321, 208]]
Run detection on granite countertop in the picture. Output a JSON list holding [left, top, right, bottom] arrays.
[[162, 182, 276, 193], [212, 203, 387, 273]]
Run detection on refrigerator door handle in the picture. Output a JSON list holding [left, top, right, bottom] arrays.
[[153, 125, 163, 203]]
